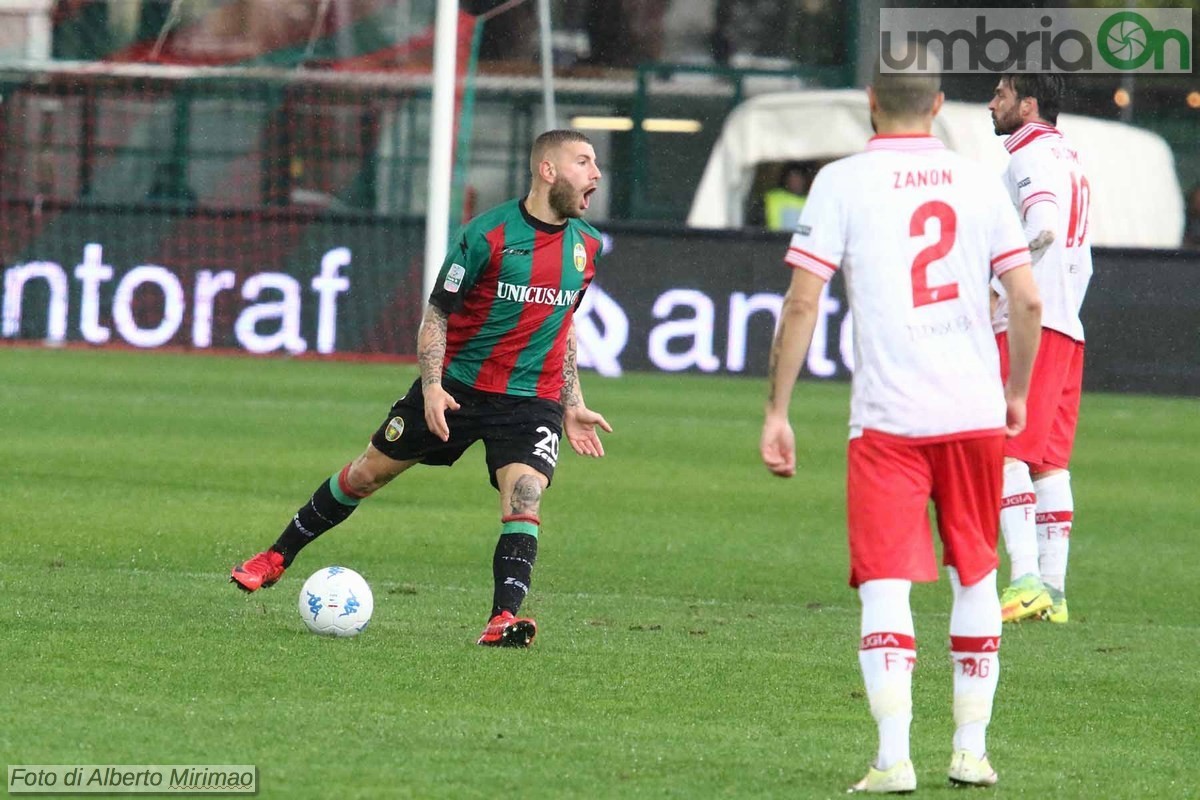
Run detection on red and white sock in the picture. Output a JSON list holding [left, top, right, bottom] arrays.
[[1000, 460, 1038, 581], [948, 567, 1001, 758], [1034, 471, 1073, 593], [858, 579, 915, 770]]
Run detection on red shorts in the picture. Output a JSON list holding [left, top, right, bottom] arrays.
[[997, 329, 1085, 471], [847, 429, 1005, 589]]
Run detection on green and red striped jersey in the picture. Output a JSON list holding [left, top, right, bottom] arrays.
[[428, 199, 603, 400]]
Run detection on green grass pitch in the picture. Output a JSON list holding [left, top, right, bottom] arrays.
[[1, 347, 1196, 799]]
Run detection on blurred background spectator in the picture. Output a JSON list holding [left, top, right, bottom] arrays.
[[762, 161, 812, 232]]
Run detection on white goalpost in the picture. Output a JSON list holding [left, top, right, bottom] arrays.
[[422, 0, 461, 301], [422, 0, 559, 299]]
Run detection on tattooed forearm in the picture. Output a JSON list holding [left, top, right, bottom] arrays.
[[560, 325, 581, 408], [417, 304, 450, 388], [1028, 229, 1055, 265]]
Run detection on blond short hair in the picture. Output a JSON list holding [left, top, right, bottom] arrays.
[[529, 129, 593, 177], [872, 70, 942, 117]]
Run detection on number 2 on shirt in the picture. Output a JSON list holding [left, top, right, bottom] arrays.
[[909, 200, 959, 308]]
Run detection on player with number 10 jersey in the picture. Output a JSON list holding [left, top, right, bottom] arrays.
[[992, 121, 1092, 343], [987, 74, 1093, 626]]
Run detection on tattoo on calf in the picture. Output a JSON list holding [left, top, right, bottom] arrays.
[[509, 474, 543, 516]]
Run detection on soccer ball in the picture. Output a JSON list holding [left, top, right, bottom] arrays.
[[298, 566, 374, 637]]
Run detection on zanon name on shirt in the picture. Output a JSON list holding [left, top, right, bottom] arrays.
[[497, 281, 580, 307], [892, 169, 952, 189]]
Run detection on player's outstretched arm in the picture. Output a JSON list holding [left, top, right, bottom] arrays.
[[998, 263, 1043, 437], [417, 303, 460, 442], [562, 323, 612, 457], [761, 268, 825, 477]]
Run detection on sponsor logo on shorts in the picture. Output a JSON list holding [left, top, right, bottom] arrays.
[[573, 242, 586, 272], [384, 416, 405, 442], [444, 263, 466, 293]]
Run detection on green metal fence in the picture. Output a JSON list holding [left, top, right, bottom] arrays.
[[0, 60, 855, 224]]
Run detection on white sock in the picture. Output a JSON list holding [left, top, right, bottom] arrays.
[[858, 579, 915, 770], [948, 567, 1001, 758], [1034, 471, 1073, 593], [1000, 460, 1038, 581]]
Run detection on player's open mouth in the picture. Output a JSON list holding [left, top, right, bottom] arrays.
[[582, 187, 595, 209]]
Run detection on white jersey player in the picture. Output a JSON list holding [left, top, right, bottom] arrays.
[[786, 140, 1030, 441], [987, 74, 1091, 626], [991, 121, 1093, 341], [761, 66, 1042, 793]]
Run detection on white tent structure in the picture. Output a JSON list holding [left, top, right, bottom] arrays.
[[687, 90, 1184, 249]]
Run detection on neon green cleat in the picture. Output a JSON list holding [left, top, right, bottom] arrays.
[[848, 760, 916, 794], [1042, 587, 1068, 623], [948, 750, 998, 787], [1000, 573, 1052, 623]]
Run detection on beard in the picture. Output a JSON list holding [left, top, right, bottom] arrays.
[[992, 109, 1021, 136], [548, 176, 582, 219]]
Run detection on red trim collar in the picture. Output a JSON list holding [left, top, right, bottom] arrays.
[[1003, 121, 1061, 154], [866, 134, 946, 153]]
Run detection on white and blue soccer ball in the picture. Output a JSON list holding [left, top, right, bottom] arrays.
[[298, 566, 374, 637]]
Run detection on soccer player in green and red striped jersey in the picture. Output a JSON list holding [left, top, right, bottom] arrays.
[[232, 131, 612, 648], [429, 191, 602, 400]]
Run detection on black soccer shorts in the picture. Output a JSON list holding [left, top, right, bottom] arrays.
[[370, 377, 564, 489]]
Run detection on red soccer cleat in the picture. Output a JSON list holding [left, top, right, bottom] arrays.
[[230, 550, 286, 592], [476, 611, 537, 648]]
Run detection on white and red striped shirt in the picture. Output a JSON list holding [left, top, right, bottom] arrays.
[[786, 134, 1030, 440], [993, 121, 1093, 342]]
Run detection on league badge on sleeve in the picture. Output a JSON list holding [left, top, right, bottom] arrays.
[[444, 263, 466, 293]]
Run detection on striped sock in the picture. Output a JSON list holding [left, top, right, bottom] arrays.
[[949, 567, 1001, 758], [1034, 472, 1073, 593], [858, 579, 915, 771], [272, 465, 365, 566], [491, 515, 539, 617], [1000, 460, 1038, 580]]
